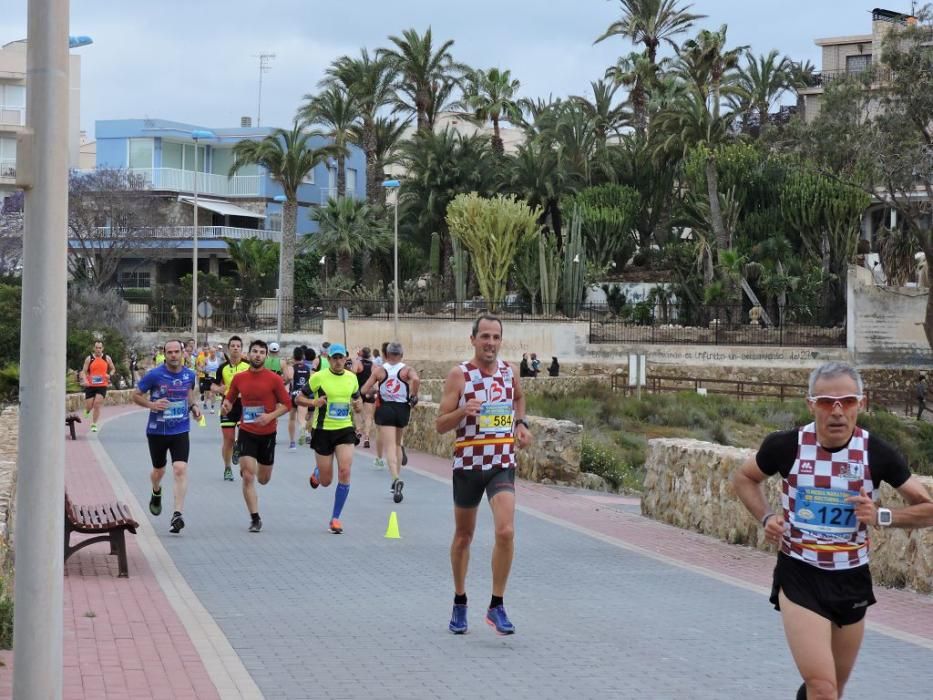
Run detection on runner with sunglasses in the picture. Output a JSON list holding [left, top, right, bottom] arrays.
[[732, 361, 933, 700]]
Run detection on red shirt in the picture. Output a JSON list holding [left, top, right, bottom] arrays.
[[226, 368, 291, 436]]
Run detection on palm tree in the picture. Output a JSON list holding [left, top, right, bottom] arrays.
[[324, 50, 397, 204], [730, 50, 792, 136], [508, 138, 579, 239], [571, 79, 628, 145], [605, 52, 662, 135], [380, 27, 468, 132], [297, 85, 360, 198], [367, 116, 407, 203], [457, 68, 523, 155], [308, 198, 391, 277], [676, 25, 747, 106], [595, 0, 705, 64], [224, 238, 279, 322], [229, 123, 342, 313]]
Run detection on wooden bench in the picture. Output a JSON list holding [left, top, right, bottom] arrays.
[[65, 414, 82, 440], [64, 493, 139, 577]]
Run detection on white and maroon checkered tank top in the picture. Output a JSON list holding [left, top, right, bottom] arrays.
[[453, 360, 515, 471]]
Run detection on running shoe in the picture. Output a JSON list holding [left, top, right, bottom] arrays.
[[485, 605, 515, 635], [223, 466, 234, 482], [309, 467, 320, 489], [249, 517, 262, 533], [289, 441, 297, 451], [401, 445, 408, 466], [448, 604, 468, 634], [169, 513, 185, 534], [232, 442, 240, 465], [90, 423, 98, 433], [84, 408, 91, 417], [373, 457, 386, 470], [149, 489, 162, 516], [328, 518, 343, 534], [209, 405, 215, 414], [298, 432, 305, 446], [392, 479, 404, 504]]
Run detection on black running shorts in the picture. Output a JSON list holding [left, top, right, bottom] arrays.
[[84, 387, 107, 400], [236, 429, 277, 466], [199, 377, 214, 394], [220, 399, 242, 429], [452, 467, 515, 509], [147, 433, 190, 468], [770, 552, 876, 627], [310, 426, 359, 456], [374, 402, 411, 428]]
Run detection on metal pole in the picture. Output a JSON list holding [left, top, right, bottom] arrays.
[[15, 1, 69, 697], [276, 217, 283, 344], [393, 195, 399, 340], [192, 138, 199, 344]]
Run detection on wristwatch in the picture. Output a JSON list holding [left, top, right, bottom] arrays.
[[515, 418, 529, 429], [877, 507, 893, 527]]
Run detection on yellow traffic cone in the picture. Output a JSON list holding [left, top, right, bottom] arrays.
[[385, 511, 401, 539]]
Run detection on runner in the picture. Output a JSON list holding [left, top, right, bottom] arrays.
[[132, 339, 201, 534], [222, 340, 291, 533], [80, 340, 117, 433], [360, 341, 420, 503], [264, 341, 284, 376], [296, 342, 361, 534], [199, 344, 222, 414], [286, 345, 314, 450], [354, 347, 375, 449], [435, 315, 533, 636], [211, 336, 250, 481], [732, 361, 933, 700]]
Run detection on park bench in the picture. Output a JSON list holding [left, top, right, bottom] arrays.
[[64, 492, 139, 577], [65, 413, 81, 440]]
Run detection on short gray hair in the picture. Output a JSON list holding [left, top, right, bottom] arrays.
[[808, 362, 864, 396], [386, 341, 403, 357]]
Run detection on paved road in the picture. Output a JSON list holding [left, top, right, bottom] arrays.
[[100, 410, 933, 700]]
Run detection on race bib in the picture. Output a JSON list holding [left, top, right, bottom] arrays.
[[793, 487, 858, 536], [327, 402, 350, 420], [90, 375, 105, 385], [478, 402, 513, 434], [243, 405, 265, 424], [162, 400, 187, 421]]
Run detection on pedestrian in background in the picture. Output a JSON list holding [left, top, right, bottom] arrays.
[[916, 374, 928, 420]]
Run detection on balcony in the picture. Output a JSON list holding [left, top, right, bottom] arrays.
[[94, 225, 281, 243], [0, 159, 14, 179], [798, 67, 892, 90], [128, 167, 261, 197]]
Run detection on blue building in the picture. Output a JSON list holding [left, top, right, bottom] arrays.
[[88, 118, 366, 288]]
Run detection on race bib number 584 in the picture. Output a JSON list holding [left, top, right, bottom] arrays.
[[478, 403, 513, 433]]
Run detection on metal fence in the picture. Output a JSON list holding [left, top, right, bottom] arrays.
[[125, 297, 324, 335]]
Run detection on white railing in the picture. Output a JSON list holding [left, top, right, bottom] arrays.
[[127, 167, 261, 197], [94, 225, 281, 242], [319, 188, 357, 204], [0, 107, 25, 127], [0, 160, 15, 179]]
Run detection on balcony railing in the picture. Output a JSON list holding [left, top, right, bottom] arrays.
[[127, 167, 261, 197], [320, 187, 357, 204], [94, 225, 280, 242], [0, 159, 15, 179], [0, 107, 25, 127], [800, 66, 892, 89]]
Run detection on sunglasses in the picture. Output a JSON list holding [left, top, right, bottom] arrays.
[[808, 395, 862, 410]]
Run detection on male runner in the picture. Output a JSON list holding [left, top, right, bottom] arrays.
[[211, 336, 250, 481], [132, 339, 201, 534], [297, 342, 361, 534], [354, 347, 375, 448], [286, 345, 314, 450], [222, 340, 291, 533], [80, 340, 117, 433], [733, 362, 933, 700], [199, 344, 221, 413], [360, 341, 420, 503], [264, 341, 284, 376], [436, 315, 532, 636]]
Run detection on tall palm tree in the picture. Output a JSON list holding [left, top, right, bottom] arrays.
[[730, 50, 792, 137], [605, 52, 663, 135], [379, 27, 468, 132], [308, 197, 391, 277], [324, 50, 397, 204], [595, 0, 705, 64], [366, 116, 407, 203], [571, 79, 628, 145], [676, 25, 747, 107], [297, 85, 360, 198], [229, 123, 342, 312], [457, 68, 523, 155], [224, 238, 279, 321]]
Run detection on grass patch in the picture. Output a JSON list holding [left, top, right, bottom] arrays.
[[526, 381, 933, 489]]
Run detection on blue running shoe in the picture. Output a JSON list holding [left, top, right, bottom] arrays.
[[485, 605, 515, 635], [449, 604, 468, 634]]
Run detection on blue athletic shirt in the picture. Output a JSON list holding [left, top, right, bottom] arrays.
[[138, 364, 197, 436]]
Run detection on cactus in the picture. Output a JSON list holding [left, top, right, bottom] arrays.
[[561, 204, 586, 318], [429, 232, 441, 276], [538, 234, 559, 316], [451, 236, 468, 308]]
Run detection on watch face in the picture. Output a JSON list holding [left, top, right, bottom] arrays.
[[879, 509, 893, 525]]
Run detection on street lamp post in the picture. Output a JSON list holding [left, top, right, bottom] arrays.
[[273, 194, 286, 343], [382, 179, 400, 339], [190, 129, 214, 344]]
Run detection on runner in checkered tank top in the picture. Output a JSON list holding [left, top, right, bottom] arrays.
[[733, 362, 933, 700], [435, 315, 533, 636]]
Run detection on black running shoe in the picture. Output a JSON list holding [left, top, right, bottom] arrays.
[[401, 445, 408, 466], [169, 513, 185, 534], [223, 466, 234, 481], [393, 479, 404, 504], [232, 442, 240, 466], [249, 517, 262, 533], [149, 489, 162, 516]]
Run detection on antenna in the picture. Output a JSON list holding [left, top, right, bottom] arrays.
[[254, 52, 276, 127]]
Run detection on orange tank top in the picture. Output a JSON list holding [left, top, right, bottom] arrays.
[[87, 356, 110, 387]]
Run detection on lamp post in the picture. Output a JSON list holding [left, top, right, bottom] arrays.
[[190, 129, 214, 344], [273, 194, 286, 343], [382, 179, 400, 339], [15, 15, 92, 699]]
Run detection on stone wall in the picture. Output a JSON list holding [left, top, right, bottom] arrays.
[[642, 438, 933, 593], [403, 402, 583, 486], [415, 376, 601, 402], [65, 388, 137, 413]]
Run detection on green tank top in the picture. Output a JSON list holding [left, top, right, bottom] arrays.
[[308, 368, 359, 431], [264, 356, 282, 374]]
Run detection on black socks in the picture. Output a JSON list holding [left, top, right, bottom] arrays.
[[251, 512, 261, 523], [489, 595, 503, 609], [796, 683, 807, 700], [454, 593, 467, 605]]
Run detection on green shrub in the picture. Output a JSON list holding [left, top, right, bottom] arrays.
[[0, 574, 12, 649], [67, 328, 129, 382], [0, 364, 18, 403], [581, 437, 644, 492], [0, 284, 21, 368]]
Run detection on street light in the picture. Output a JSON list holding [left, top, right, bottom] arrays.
[[382, 179, 400, 339], [190, 129, 215, 344], [68, 35, 93, 48], [273, 194, 286, 343]]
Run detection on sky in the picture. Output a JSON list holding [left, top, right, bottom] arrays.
[[0, 1, 910, 137]]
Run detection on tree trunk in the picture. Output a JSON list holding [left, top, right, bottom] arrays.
[[281, 200, 297, 330], [337, 251, 353, 278], [492, 118, 504, 156], [337, 154, 346, 199], [363, 124, 379, 205], [632, 83, 647, 137], [706, 155, 729, 257]]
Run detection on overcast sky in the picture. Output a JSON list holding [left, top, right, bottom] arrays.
[[1, 1, 906, 136]]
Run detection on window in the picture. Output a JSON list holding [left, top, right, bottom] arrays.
[[846, 54, 871, 74], [0, 84, 25, 108], [128, 138, 154, 170], [118, 270, 151, 289], [347, 168, 357, 196], [181, 143, 207, 172], [162, 141, 183, 169], [0, 137, 16, 162], [302, 168, 315, 184], [267, 211, 282, 232]]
